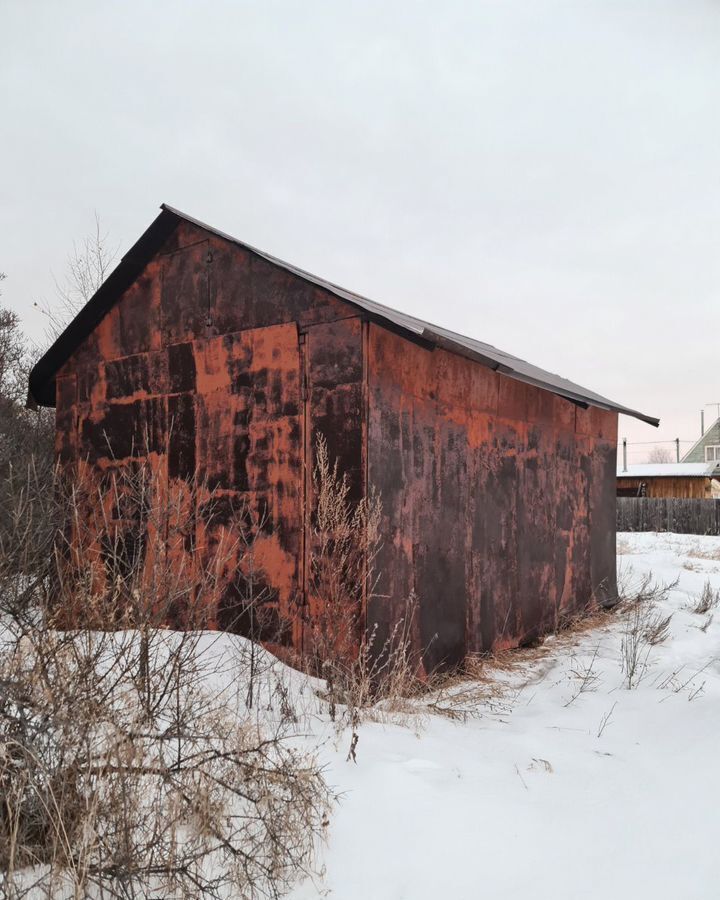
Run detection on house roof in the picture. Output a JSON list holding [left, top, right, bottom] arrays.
[[617, 462, 720, 479], [681, 417, 720, 462], [28, 204, 660, 426]]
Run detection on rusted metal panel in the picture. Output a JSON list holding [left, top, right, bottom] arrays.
[[305, 318, 364, 501], [193, 323, 304, 644], [367, 324, 618, 674]]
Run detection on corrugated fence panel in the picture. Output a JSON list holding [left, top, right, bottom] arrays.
[[617, 498, 720, 535]]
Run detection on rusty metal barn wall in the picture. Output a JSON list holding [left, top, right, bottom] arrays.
[[52, 215, 618, 672], [366, 324, 618, 674], [54, 220, 365, 659]]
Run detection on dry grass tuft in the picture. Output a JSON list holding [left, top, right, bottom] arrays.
[[643, 611, 673, 645], [615, 570, 677, 689], [689, 580, 720, 615], [684, 542, 720, 562], [564, 644, 602, 706], [616, 537, 633, 556]]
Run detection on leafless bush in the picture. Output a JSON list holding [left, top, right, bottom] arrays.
[[564, 644, 602, 706], [0, 298, 55, 539], [617, 568, 678, 608], [684, 542, 720, 562], [620, 600, 654, 689], [304, 436, 425, 750], [643, 611, 673, 645], [616, 537, 633, 556], [657, 659, 714, 701], [0, 462, 330, 899], [328, 599, 423, 741], [306, 434, 381, 671], [616, 570, 676, 689], [689, 580, 720, 615], [596, 702, 617, 738], [3, 220, 120, 560], [422, 655, 519, 724]]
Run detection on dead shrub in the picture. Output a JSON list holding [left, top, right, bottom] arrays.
[[643, 611, 673, 645], [689, 580, 720, 615], [683, 542, 720, 562], [617, 568, 678, 608], [305, 434, 382, 670], [305, 436, 426, 746], [616, 570, 676, 689], [421, 655, 520, 723], [0, 461, 331, 900], [620, 601, 654, 689], [616, 537, 633, 556], [564, 644, 602, 706]]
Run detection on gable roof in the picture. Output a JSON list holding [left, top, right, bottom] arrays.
[[28, 203, 659, 426], [681, 418, 720, 462], [617, 462, 720, 479]]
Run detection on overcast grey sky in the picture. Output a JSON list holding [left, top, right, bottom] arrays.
[[2, 0, 719, 460]]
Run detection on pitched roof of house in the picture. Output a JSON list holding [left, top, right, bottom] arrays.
[[681, 418, 720, 462], [28, 204, 660, 426], [617, 462, 720, 478]]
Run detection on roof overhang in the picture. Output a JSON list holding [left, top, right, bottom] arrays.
[[617, 463, 720, 479]]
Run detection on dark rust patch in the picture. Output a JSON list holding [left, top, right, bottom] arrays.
[[167, 394, 195, 480], [81, 397, 166, 461], [168, 341, 196, 394]]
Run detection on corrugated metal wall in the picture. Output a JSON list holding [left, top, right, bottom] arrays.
[[367, 325, 617, 673]]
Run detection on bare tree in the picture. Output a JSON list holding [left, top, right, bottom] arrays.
[[34, 213, 117, 340], [0, 217, 117, 549], [647, 446, 673, 464], [0, 274, 25, 408], [0, 276, 55, 545]]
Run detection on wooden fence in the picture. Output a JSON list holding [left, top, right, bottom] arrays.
[[617, 498, 720, 535]]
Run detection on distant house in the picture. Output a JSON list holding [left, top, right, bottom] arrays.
[[616, 462, 720, 499], [682, 418, 720, 464]]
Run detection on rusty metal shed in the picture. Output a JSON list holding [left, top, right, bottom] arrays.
[[29, 204, 658, 673]]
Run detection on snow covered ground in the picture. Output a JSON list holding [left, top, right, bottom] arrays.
[[5, 532, 717, 899], [284, 532, 720, 900]]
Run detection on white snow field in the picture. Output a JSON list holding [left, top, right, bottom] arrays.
[[283, 532, 720, 900], [6, 532, 717, 898]]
